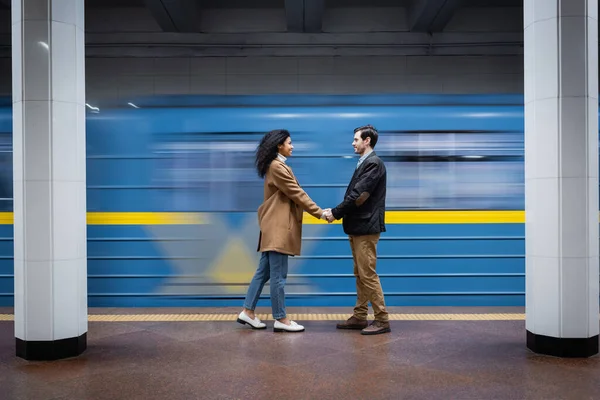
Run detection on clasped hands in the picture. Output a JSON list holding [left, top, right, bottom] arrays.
[[321, 208, 335, 223]]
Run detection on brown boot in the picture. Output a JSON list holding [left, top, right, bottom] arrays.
[[336, 316, 368, 330], [361, 320, 391, 335]]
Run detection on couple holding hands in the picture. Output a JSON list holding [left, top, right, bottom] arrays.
[[237, 125, 391, 336]]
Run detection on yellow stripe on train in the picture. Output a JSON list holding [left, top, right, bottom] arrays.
[[303, 210, 525, 224], [0, 211, 525, 225]]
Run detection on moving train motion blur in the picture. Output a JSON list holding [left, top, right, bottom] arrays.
[[0, 94, 564, 307]]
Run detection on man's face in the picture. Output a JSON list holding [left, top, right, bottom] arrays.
[[352, 131, 370, 155]]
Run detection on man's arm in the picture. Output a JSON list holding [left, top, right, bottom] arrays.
[[331, 161, 383, 220], [271, 163, 323, 219]]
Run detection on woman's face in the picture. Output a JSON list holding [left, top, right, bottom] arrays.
[[278, 136, 293, 158]]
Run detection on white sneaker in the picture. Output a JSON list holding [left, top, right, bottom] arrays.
[[273, 320, 305, 333], [237, 311, 266, 329]]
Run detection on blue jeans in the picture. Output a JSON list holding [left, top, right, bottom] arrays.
[[243, 251, 289, 320]]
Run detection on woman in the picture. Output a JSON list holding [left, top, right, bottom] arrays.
[[237, 129, 327, 333]]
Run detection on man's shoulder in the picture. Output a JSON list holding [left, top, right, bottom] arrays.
[[363, 153, 385, 169]]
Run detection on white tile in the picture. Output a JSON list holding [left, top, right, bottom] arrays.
[[13, 258, 24, 339], [588, 256, 600, 336], [13, 179, 23, 261], [531, 255, 560, 337], [22, 20, 50, 101], [12, 101, 23, 182], [23, 0, 49, 21], [559, 17, 587, 98], [534, 178, 560, 257], [560, 257, 590, 337], [587, 99, 598, 178], [533, 98, 559, 178], [23, 100, 50, 181], [533, 19, 559, 101], [523, 26, 535, 103], [52, 259, 80, 340], [559, 97, 587, 178], [12, 0, 22, 24], [51, 101, 79, 182], [76, 0, 85, 29], [75, 27, 85, 106], [533, 0, 558, 23], [76, 104, 86, 182], [524, 256, 536, 332], [50, 21, 77, 103], [587, 178, 599, 257], [24, 180, 51, 261], [11, 21, 22, 103], [523, 102, 536, 179], [587, 18, 598, 99], [51, 0, 77, 25], [77, 255, 88, 336], [52, 181, 81, 260], [24, 260, 53, 340], [588, 0, 598, 20], [523, 0, 534, 28], [561, 0, 586, 17], [559, 178, 588, 258]]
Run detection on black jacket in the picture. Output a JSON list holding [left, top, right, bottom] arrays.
[[331, 151, 386, 236]]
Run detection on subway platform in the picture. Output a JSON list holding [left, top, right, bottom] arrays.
[[1, 306, 599, 400]]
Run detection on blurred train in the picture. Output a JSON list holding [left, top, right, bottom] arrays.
[[0, 94, 559, 307]]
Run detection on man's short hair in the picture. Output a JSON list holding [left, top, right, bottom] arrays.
[[354, 125, 378, 148]]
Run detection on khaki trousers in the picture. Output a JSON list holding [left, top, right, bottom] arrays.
[[349, 233, 389, 322]]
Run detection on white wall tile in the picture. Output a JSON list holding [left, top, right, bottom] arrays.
[[559, 97, 587, 178], [559, 178, 588, 258], [24, 180, 51, 261], [589, 0, 598, 20], [587, 18, 598, 99], [52, 259, 79, 340], [12, 0, 22, 25], [22, 20, 50, 101], [24, 260, 53, 340], [12, 101, 23, 182], [51, 21, 77, 103], [11, 21, 22, 103], [560, 257, 590, 337], [531, 255, 560, 337], [12, 179, 23, 261], [51, 101, 79, 182], [588, 256, 600, 336], [75, 27, 85, 106], [533, 97, 559, 178], [533, 178, 560, 258], [533, 19, 559, 101], [23, 0, 49, 21], [587, 99, 598, 178], [52, 0, 77, 26], [587, 177, 599, 257], [13, 258, 24, 339], [559, 17, 587, 98], [532, 0, 558, 24], [23, 100, 50, 181]]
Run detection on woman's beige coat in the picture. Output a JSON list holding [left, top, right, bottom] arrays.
[[257, 158, 323, 256]]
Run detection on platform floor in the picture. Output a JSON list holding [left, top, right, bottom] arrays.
[[1, 307, 599, 400]]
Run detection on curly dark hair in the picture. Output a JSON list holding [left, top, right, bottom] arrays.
[[255, 129, 291, 178]]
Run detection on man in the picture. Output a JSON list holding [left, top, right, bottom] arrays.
[[324, 125, 390, 335]]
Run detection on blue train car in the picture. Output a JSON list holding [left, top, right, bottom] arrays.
[[0, 94, 559, 307]]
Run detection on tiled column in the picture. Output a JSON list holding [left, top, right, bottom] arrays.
[[524, 0, 599, 357], [11, 0, 87, 360]]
